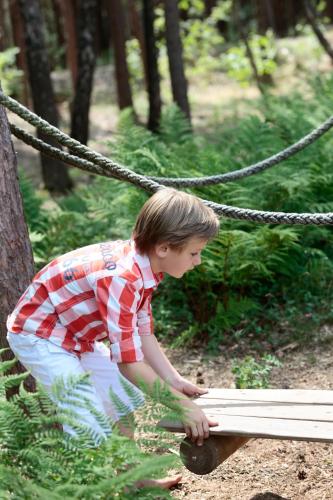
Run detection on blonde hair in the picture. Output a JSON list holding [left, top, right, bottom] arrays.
[[133, 188, 220, 254]]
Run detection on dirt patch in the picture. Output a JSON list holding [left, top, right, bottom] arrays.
[[163, 340, 333, 500]]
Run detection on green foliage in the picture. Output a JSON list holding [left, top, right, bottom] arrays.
[[0, 355, 181, 499], [223, 31, 277, 86], [0, 47, 23, 96], [232, 354, 282, 389]]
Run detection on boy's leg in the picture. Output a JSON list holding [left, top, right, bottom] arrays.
[[80, 342, 182, 489], [7, 332, 111, 441], [79, 340, 145, 432]]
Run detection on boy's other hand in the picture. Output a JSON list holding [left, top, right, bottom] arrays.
[[172, 376, 208, 397], [181, 400, 219, 446]]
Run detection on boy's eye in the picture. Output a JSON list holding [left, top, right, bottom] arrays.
[[191, 252, 198, 257]]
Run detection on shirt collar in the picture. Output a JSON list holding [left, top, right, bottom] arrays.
[[130, 239, 164, 289]]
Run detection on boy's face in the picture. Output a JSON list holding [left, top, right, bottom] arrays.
[[155, 237, 208, 279]]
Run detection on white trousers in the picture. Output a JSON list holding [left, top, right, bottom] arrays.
[[7, 332, 144, 440]]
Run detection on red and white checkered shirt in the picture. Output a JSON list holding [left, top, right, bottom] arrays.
[[7, 240, 163, 363]]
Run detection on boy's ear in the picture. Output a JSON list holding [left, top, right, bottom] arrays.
[[154, 242, 170, 258]]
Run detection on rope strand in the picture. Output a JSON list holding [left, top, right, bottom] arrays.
[[149, 114, 333, 186]]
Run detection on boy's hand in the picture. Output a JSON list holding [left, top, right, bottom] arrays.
[[172, 376, 208, 397], [181, 399, 218, 446]]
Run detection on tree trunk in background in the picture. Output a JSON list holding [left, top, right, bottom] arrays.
[[303, 0, 333, 64], [0, 100, 35, 391], [9, 0, 30, 105], [128, 0, 148, 91], [0, 0, 14, 49], [324, 1, 333, 23], [204, 0, 217, 17], [253, 0, 305, 36], [57, 0, 78, 89], [0, 0, 6, 50], [142, 0, 161, 132], [106, 0, 133, 110], [96, 0, 110, 57], [70, 0, 97, 145], [18, 0, 73, 193], [256, 0, 276, 34], [164, 0, 191, 123], [51, 0, 66, 68]]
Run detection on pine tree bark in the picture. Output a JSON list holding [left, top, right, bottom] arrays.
[[106, 0, 133, 110], [142, 0, 161, 132], [9, 0, 30, 105], [51, 0, 66, 68], [128, 0, 148, 91], [0, 0, 6, 50], [70, 0, 97, 145], [164, 0, 191, 123], [17, 0, 73, 193], [56, 0, 78, 90], [0, 99, 35, 391], [1, 0, 14, 49]]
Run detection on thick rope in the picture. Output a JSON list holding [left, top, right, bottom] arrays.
[[149, 114, 333, 186], [0, 92, 161, 193], [10, 123, 123, 181], [2, 91, 333, 187], [2, 92, 333, 225]]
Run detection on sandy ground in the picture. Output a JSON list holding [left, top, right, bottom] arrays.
[[165, 338, 333, 500]]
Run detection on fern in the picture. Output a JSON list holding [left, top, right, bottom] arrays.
[[0, 358, 181, 499]]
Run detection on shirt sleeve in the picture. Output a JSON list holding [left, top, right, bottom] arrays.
[[95, 275, 144, 363], [137, 293, 154, 336]]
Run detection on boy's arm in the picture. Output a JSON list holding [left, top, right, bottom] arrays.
[[140, 334, 207, 397], [118, 360, 217, 445]]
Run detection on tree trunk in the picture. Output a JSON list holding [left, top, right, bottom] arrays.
[[204, 0, 217, 17], [0, 98, 35, 391], [51, 0, 66, 68], [17, 0, 73, 193], [324, 1, 333, 23], [70, 0, 97, 145], [57, 0, 78, 89], [1, 0, 14, 49], [96, 0, 110, 57], [128, 0, 148, 90], [303, 0, 333, 63], [106, 0, 133, 110], [9, 0, 30, 104], [142, 0, 161, 132], [164, 0, 191, 123], [0, 0, 6, 50], [256, 0, 276, 34]]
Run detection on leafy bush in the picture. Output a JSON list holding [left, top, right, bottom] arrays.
[[223, 30, 277, 86], [232, 354, 281, 389]]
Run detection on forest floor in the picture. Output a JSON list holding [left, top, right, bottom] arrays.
[[6, 29, 333, 500], [164, 330, 333, 500]]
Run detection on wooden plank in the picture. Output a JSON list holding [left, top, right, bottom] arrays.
[[201, 389, 333, 405], [159, 414, 333, 442], [192, 399, 333, 422]]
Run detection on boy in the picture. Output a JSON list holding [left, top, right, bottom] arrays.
[[7, 188, 220, 490]]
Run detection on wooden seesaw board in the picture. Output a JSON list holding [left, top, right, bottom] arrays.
[[159, 389, 333, 474]]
